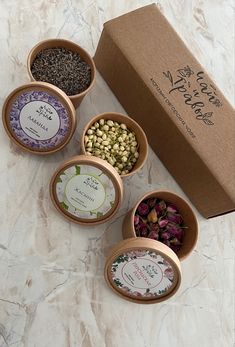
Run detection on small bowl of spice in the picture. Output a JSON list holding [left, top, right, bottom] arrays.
[[122, 190, 198, 260], [81, 112, 148, 177], [27, 38, 96, 108]]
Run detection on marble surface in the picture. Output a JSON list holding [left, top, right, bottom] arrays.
[[0, 1, 234, 346]]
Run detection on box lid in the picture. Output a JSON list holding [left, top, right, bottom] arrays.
[[105, 238, 181, 304], [2, 81, 76, 154]]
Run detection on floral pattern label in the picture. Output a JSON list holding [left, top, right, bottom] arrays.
[[56, 164, 116, 219], [111, 250, 175, 298], [9, 90, 71, 150]]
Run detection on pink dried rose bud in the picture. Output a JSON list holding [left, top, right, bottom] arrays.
[[147, 198, 157, 208], [148, 230, 159, 240], [134, 197, 186, 254], [166, 204, 178, 213], [155, 200, 167, 216], [166, 223, 184, 240], [147, 208, 158, 223], [158, 219, 168, 228], [167, 212, 183, 225], [140, 229, 148, 237], [159, 200, 167, 210], [149, 222, 159, 231], [161, 232, 171, 240], [137, 202, 149, 216], [139, 224, 149, 236], [134, 215, 139, 225]]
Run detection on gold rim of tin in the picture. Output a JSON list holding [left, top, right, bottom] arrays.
[[104, 238, 182, 304], [2, 81, 76, 155], [50, 155, 124, 225]]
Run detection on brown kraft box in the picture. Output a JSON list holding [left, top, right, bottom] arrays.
[[94, 4, 235, 218]]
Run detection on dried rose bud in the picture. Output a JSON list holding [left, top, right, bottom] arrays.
[[159, 200, 166, 210], [139, 224, 148, 236], [137, 202, 149, 216], [140, 229, 148, 237], [134, 215, 139, 225], [166, 223, 184, 240], [170, 237, 181, 246], [148, 198, 157, 208], [147, 208, 158, 223], [138, 217, 148, 228], [149, 222, 159, 231], [134, 197, 185, 254], [166, 204, 178, 213], [148, 230, 159, 240], [161, 232, 171, 240], [155, 200, 167, 216], [167, 212, 183, 225], [158, 219, 168, 228]]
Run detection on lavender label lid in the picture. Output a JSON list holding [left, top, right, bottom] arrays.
[[2, 82, 76, 154]]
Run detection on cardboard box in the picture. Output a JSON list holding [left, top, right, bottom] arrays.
[[94, 4, 235, 218]]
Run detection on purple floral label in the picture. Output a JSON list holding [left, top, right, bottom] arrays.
[[110, 249, 175, 299], [9, 90, 71, 150]]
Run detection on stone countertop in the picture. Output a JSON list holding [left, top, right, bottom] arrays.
[[0, 1, 234, 346]]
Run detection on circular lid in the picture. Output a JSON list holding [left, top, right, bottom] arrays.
[[50, 155, 123, 224], [105, 238, 181, 304], [2, 82, 76, 154]]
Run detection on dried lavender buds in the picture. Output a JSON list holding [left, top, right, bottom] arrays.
[[84, 119, 139, 175], [31, 47, 91, 96], [134, 198, 186, 253]]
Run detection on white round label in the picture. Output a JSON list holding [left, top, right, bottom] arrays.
[[55, 164, 116, 220], [65, 174, 106, 212], [110, 250, 175, 298], [121, 258, 163, 290], [19, 101, 60, 141]]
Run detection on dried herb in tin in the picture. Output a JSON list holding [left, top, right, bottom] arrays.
[[84, 118, 139, 175], [31, 47, 91, 96], [134, 198, 186, 253]]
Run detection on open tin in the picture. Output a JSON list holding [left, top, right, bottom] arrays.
[[27, 38, 96, 109], [2, 82, 76, 154], [104, 190, 198, 304], [50, 155, 123, 225]]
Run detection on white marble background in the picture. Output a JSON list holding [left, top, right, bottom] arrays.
[[0, 1, 234, 346]]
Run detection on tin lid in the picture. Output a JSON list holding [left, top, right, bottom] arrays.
[[2, 82, 76, 154], [105, 238, 181, 304], [50, 155, 123, 224]]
